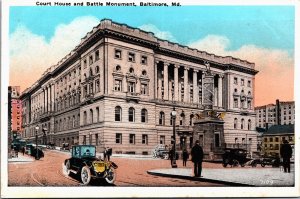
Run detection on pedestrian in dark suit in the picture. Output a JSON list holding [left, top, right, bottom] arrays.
[[191, 140, 203, 177], [182, 149, 189, 167], [280, 140, 293, 173]]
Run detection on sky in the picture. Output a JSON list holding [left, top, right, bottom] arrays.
[[9, 6, 294, 106]]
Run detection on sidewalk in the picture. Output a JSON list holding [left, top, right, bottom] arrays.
[[147, 166, 295, 186], [8, 154, 34, 163]]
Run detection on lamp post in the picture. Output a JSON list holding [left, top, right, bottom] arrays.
[[171, 107, 177, 168], [35, 125, 39, 160]]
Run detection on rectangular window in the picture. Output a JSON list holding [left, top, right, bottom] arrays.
[[114, 80, 122, 91], [128, 52, 135, 62], [128, 82, 135, 93], [141, 55, 147, 64], [248, 80, 251, 87], [199, 134, 204, 146], [160, 135, 165, 145], [95, 50, 99, 60], [234, 98, 238, 108], [83, 59, 87, 68], [241, 79, 244, 86], [214, 133, 220, 147], [115, 49, 122, 59], [142, 134, 148, 145], [89, 56, 93, 65], [270, 137, 273, 142], [83, 135, 86, 145], [275, 137, 279, 142], [129, 134, 135, 144], [289, 136, 293, 141], [234, 77, 238, 84], [140, 83, 148, 95], [116, 133, 122, 144], [95, 134, 99, 146], [95, 79, 100, 93]]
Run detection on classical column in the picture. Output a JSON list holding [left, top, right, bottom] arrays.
[[48, 86, 51, 112], [158, 78, 162, 99], [154, 60, 158, 99], [201, 71, 204, 104], [174, 65, 179, 102], [193, 69, 198, 104], [163, 62, 169, 101], [218, 75, 223, 108], [214, 74, 218, 107], [51, 83, 55, 112], [43, 88, 46, 113], [183, 66, 189, 103]]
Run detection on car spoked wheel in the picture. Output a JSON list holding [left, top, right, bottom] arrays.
[[81, 166, 91, 185], [105, 168, 116, 184]]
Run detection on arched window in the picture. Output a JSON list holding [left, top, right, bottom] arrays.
[[129, 107, 135, 122], [115, 106, 122, 122], [234, 118, 238, 129], [180, 112, 185, 126], [159, 112, 165, 125], [83, 111, 87, 125], [248, 119, 251, 130], [189, 114, 194, 126], [141, 109, 148, 123], [95, 66, 100, 74], [90, 109, 93, 124], [241, 118, 245, 129]]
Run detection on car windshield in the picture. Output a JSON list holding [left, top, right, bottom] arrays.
[[81, 146, 96, 157]]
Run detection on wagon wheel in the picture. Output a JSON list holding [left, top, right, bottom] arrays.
[[105, 167, 116, 184], [81, 166, 91, 185]]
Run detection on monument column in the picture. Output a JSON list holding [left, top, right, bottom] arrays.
[[163, 62, 169, 101]]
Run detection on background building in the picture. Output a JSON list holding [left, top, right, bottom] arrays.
[[255, 99, 295, 128], [20, 19, 258, 155], [10, 86, 22, 137], [262, 124, 294, 158]]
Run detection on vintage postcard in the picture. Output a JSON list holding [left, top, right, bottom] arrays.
[[1, 0, 299, 197]]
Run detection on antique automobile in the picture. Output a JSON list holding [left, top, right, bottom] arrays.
[[63, 145, 118, 185], [260, 156, 280, 167], [152, 144, 169, 159], [60, 143, 70, 151], [222, 148, 251, 167]]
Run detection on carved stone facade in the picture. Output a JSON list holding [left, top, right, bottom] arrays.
[[20, 19, 258, 155]]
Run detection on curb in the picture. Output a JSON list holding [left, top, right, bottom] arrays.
[[147, 170, 254, 187]]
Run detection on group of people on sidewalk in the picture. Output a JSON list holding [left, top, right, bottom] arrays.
[[174, 139, 292, 178]]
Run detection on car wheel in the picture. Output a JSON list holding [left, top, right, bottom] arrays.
[[261, 163, 265, 167], [222, 158, 229, 167], [105, 168, 116, 184], [232, 159, 239, 167], [241, 163, 245, 167], [81, 166, 91, 185], [163, 154, 169, 160]]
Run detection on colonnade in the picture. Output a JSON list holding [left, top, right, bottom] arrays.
[[155, 61, 223, 108]]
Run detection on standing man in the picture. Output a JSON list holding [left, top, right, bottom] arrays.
[[280, 140, 293, 173], [191, 140, 203, 177]]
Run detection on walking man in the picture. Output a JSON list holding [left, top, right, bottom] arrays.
[[191, 140, 203, 177], [280, 140, 293, 173], [182, 148, 189, 167]]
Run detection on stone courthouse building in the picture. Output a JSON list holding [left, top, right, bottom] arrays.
[[20, 19, 258, 155]]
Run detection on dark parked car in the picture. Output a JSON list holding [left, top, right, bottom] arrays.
[[222, 148, 251, 167], [60, 143, 70, 151], [260, 156, 280, 167], [31, 147, 44, 160], [63, 145, 118, 185]]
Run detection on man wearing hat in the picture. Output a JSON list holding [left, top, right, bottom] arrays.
[[191, 140, 204, 177], [280, 139, 293, 173]]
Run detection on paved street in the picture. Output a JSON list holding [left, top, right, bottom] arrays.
[[8, 149, 225, 186]]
